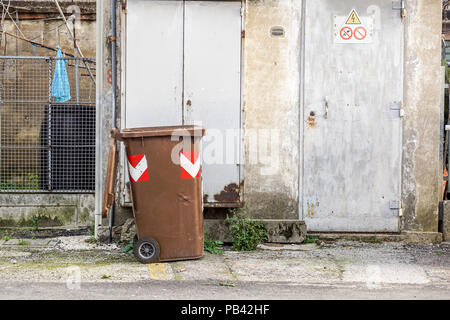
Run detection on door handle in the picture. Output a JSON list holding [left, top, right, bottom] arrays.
[[324, 96, 329, 119]]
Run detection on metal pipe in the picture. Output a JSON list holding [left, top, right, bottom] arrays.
[[448, 61, 450, 199], [298, 0, 306, 220], [94, 0, 103, 240], [0, 100, 95, 104], [72, 1, 80, 104], [48, 60, 53, 193], [0, 55, 94, 60], [109, 0, 118, 243], [111, 0, 117, 125], [74, 49, 80, 103]]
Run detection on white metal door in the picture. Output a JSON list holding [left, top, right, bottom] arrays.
[[184, 1, 242, 204], [125, 0, 184, 127], [302, 0, 403, 232]]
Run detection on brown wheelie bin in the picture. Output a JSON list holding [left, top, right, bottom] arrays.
[[117, 125, 205, 264]]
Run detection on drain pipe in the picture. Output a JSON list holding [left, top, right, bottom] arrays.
[[108, 0, 118, 243]]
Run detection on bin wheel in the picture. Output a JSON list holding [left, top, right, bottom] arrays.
[[133, 237, 160, 264]]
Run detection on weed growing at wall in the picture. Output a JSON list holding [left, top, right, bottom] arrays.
[[226, 207, 268, 251], [88, 225, 95, 236], [84, 236, 97, 244], [17, 239, 29, 246], [204, 230, 224, 254], [304, 235, 319, 244], [30, 214, 41, 231], [121, 240, 134, 254]]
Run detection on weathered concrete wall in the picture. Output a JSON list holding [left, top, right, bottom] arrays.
[[1, 0, 95, 57], [103, 0, 442, 235], [96, 0, 110, 230], [0, 194, 94, 227], [243, 0, 301, 220], [444, 201, 450, 241], [402, 0, 442, 232], [205, 219, 306, 243], [1, 20, 95, 58], [96, 0, 133, 231]]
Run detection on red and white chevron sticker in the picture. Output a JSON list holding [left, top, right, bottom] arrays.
[[127, 154, 149, 183], [180, 152, 201, 179]]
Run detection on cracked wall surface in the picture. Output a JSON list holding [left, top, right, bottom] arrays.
[[402, 0, 442, 232]]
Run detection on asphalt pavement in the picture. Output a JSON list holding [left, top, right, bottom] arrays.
[[1, 236, 449, 300]]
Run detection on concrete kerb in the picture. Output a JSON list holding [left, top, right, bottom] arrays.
[[0, 226, 91, 239], [0, 238, 60, 248], [204, 219, 307, 244], [308, 231, 443, 245], [2, 221, 441, 245], [96, 218, 442, 245], [98, 218, 308, 244], [204, 219, 442, 244]]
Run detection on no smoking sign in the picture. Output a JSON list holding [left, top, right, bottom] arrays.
[[334, 9, 373, 44]]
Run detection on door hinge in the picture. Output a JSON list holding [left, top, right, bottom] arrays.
[[392, 0, 406, 19], [390, 200, 402, 216], [122, 0, 126, 11], [389, 101, 405, 118], [390, 200, 401, 210], [241, 30, 245, 39]]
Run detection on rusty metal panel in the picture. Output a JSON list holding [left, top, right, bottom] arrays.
[[302, 0, 403, 232], [125, 0, 184, 128], [184, 1, 242, 204]]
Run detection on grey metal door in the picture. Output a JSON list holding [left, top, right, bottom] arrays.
[[125, 0, 184, 128], [184, 1, 242, 205], [125, 0, 242, 205], [302, 0, 403, 232]]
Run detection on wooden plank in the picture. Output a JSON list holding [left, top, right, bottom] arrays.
[[102, 137, 118, 218]]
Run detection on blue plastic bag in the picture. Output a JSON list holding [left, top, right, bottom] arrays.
[[51, 46, 71, 103]]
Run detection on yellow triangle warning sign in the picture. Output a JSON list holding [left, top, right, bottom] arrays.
[[345, 9, 361, 24]]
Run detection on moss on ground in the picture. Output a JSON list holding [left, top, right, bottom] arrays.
[[0, 247, 137, 267]]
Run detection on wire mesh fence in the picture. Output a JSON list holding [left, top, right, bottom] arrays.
[[0, 56, 96, 192]]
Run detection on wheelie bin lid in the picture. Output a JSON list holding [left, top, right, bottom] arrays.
[[118, 125, 206, 139]]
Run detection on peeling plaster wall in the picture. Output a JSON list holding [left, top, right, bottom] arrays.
[[402, 0, 442, 232], [97, 0, 133, 230], [243, 0, 301, 219]]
